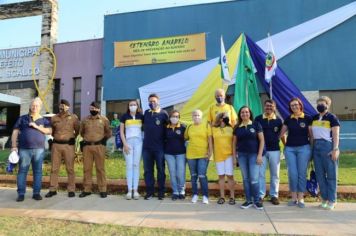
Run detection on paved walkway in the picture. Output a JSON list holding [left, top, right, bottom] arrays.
[[0, 187, 355, 235]]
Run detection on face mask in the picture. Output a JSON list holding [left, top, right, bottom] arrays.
[[170, 117, 179, 124], [317, 104, 327, 113], [129, 105, 137, 113], [222, 117, 230, 125], [90, 110, 99, 116], [216, 97, 224, 104], [149, 102, 158, 110]]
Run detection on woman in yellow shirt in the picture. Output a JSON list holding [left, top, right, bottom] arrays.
[[210, 112, 235, 205], [184, 109, 213, 204]]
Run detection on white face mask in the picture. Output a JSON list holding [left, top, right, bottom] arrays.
[[129, 105, 138, 113], [170, 117, 179, 124]]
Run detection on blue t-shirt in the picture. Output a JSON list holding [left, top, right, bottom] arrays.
[[233, 121, 263, 154], [164, 123, 186, 155], [143, 109, 169, 150], [255, 114, 282, 151], [13, 114, 51, 149], [284, 113, 312, 147]]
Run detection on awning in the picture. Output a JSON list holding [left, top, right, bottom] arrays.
[[0, 93, 21, 107]]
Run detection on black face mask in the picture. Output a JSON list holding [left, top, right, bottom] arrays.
[[90, 110, 99, 116], [222, 117, 230, 125], [317, 104, 327, 113]]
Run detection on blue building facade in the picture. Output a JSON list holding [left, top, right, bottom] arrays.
[[103, 0, 356, 150]]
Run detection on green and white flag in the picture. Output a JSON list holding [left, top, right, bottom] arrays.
[[220, 36, 231, 84]]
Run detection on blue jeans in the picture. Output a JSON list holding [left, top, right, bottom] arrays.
[[285, 145, 311, 192], [17, 148, 45, 196], [238, 152, 260, 203], [143, 148, 166, 195], [259, 151, 280, 198], [313, 139, 338, 203], [187, 158, 209, 197], [124, 137, 143, 191], [165, 154, 186, 195]]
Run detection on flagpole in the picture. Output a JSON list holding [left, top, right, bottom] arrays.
[[270, 77, 273, 99]]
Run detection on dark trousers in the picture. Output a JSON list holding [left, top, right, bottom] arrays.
[[143, 148, 166, 195]]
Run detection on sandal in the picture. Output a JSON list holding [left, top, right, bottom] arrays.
[[228, 198, 236, 205], [217, 197, 225, 204]]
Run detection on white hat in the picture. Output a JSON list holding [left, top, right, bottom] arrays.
[[8, 151, 19, 164]]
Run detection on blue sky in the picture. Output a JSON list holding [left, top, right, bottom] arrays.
[[0, 0, 233, 49]]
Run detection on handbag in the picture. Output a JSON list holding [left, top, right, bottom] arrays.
[[306, 161, 319, 197]]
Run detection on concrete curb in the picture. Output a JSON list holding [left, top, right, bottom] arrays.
[[1, 175, 356, 198]]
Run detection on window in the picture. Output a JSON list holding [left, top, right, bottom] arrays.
[[96, 75, 102, 103], [52, 79, 61, 114], [0, 80, 37, 91], [320, 90, 356, 121], [73, 77, 81, 119]]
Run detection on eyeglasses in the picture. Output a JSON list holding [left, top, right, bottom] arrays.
[[290, 103, 300, 107], [171, 116, 179, 118]]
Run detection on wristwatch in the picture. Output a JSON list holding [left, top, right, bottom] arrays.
[[333, 147, 339, 151]]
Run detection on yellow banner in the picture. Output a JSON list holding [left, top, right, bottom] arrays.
[[114, 33, 206, 67]]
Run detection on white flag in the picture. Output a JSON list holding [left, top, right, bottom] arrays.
[[265, 34, 277, 83], [220, 36, 231, 84]]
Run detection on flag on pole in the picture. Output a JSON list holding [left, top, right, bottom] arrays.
[[233, 34, 262, 116], [265, 33, 277, 83], [220, 36, 231, 84]]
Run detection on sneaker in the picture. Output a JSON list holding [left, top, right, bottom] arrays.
[[297, 201, 305, 208], [16, 195, 24, 202], [144, 193, 153, 200], [172, 194, 179, 201], [240, 201, 253, 209], [191, 194, 198, 203], [202, 196, 209, 204], [254, 201, 264, 210], [68, 192, 75, 198], [178, 194, 185, 200], [126, 191, 132, 200], [158, 193, 165, 200], [319, 201, 328, 209], [270, 196, 280, 205], [32, 194, 43, 201], [287, 200, 298, 206], [100, 192, 107, 198], [133, 191, 140, 200], [326, 202, 336, 210]]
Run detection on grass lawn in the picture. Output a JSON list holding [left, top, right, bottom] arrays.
[[0, 216, 259, 236], [0, 150, 355, 185]]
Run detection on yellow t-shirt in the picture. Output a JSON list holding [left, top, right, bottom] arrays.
[[208, 103, 237, 127], [184, 122, 212, 159], [211, 126, 233, 162]]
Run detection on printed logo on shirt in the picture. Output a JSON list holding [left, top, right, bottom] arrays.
[[300, 122, 306, 128], [99, 119, 103, 124], [249, 128, 255, 133], [155, 119, 161, 125], [68, 116, 72, 120], [274, 127, 279, 132], [176, 130, 181, 135]]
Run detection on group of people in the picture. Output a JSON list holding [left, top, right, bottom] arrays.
[[12, 98, 112, 201], [11, 89, 340, 211]]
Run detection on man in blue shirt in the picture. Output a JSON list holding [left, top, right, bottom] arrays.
[[143, 93, 169, 200], [11, 97, 52, 202], [255, 99, 285, 205]]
